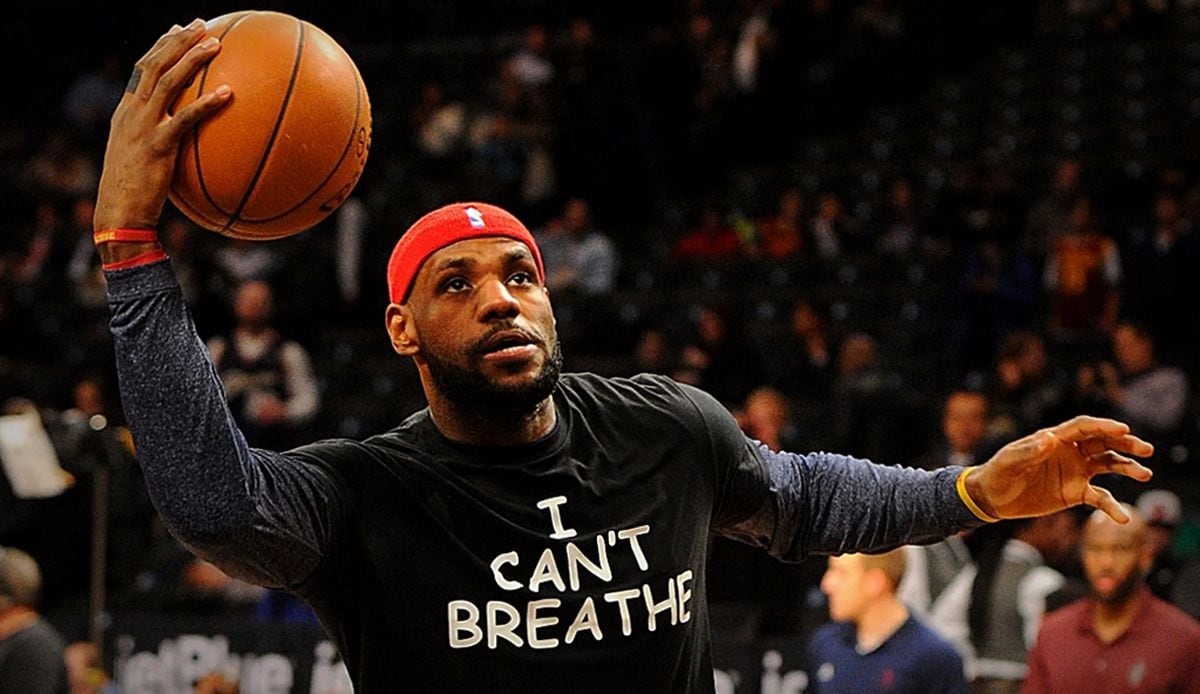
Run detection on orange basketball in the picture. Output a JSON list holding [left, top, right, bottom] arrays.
[[169, 11, 371, 240]]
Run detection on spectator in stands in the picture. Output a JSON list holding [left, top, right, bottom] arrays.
[[206, 281, 319, 450], [829, 332, 922, 464], [552, 17, 624, 206], [730, 2, 785, 163], [0, 546, 68, 694], [56, 373, 152, 605], [765, 297, 837, 409], [988, 331, 1071, 438], [682, 12, 734, 193], [60, 54, 125, 139], [1122, 188, 1200, 361], [1043, 196, 1121, 346], [928, 163, 984, 253], [469, 113, 529, 209], [63, 197, 109, 310], [675, 304, 761, 407], [808, 549, 969, 693], [1022, 507, 1200, 693], [809, 192, 852, 258], [958, 238, 1039, 372], [878, 178, 922, 256], [1096, 0, 1170, 36], [974, 165, 1024, 246], [1172, 562, 1200, 622], [158, 216, 210, 311], [410, 79, 467, 163], [1076, 322, 1190, 450], [210, 239, 284, 304], [1133, 489, 1194, 605], [949, 513, 1076, 692], [753, 187, 805, 260], [735, 386, 801, 453], [535, 198, 618, 295], [0, 397, 92, 617], [25, 130, 97, 201], [12, 199, 71, 296], [917, 391, 998, 471], [1022, 158, 1082, 261], [63, 641, 120, 694], [671, 203, 743, 261], [631, 326, 676, 377], [897, 533, 974, 661], [507, 25, 555, 92]]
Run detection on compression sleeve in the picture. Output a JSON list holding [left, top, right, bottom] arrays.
[[737, 445, 984, 560], [105, 258, 343, 588], [679, 383, 983, 560]]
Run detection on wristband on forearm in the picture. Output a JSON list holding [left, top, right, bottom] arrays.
[[93, 228, 160, 245], [94, 228, 166, 271], [956, 466, 1000, 523], [101, 248, 168, 271]]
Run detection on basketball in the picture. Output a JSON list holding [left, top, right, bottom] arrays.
[[168, 11, 371, 241]]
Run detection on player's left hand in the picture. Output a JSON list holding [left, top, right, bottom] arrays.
[[967, 415, 1153, 523]]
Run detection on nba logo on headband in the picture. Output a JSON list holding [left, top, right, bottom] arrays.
[[387, 201, 545, 303]]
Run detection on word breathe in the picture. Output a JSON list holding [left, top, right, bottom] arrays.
[[448, 496, 694, 650]]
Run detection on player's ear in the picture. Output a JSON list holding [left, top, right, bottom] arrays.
[[385, 304, 420, 357], [543, 286, 556, 325]]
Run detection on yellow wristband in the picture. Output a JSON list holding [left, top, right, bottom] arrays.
[[956, 466, 1000, 523]]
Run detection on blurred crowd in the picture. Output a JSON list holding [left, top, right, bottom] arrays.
[[3, 0, 1200, 692]]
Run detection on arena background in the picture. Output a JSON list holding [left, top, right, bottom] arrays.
[[2, 1, 1199, 692]]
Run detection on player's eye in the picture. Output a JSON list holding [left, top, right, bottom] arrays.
[[508, 272, 534, 286], [442, 277, 470, 293]]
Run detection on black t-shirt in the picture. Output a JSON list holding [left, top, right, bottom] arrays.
[[290, 373, 766, 693], [104, 261, 981, 694]]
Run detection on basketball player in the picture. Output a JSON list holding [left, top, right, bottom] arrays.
[[91, 22, 1155, 692]]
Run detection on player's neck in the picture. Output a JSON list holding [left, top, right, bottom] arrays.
[[1091, 585, 1146, 644], [854, 597, 908, 653], [431, 395, 557, 446]]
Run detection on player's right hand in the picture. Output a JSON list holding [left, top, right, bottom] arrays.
[[94, 19, 231, 237]]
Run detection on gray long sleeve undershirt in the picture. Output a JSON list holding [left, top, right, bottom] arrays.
[[105, 259, 980, 590]]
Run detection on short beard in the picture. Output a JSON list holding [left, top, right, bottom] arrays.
[[1093, 569, 1144, 606], [424, 337, 563, 419]]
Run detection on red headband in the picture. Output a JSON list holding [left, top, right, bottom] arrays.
[[387, 202, 545, 304]]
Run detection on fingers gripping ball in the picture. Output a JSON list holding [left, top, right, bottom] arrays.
[[169, 11, 371, 240]]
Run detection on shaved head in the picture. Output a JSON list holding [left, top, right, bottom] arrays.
[[0, 546, 42, 608], [1081, 504, 1152, 605], [1084, 504, 1148, 543]]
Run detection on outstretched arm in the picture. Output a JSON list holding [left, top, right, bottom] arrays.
[[96, 21, 344, 588], [106, 261, 344, 588], [695, 383, 1152, 557], [721, 445, 981, 560]]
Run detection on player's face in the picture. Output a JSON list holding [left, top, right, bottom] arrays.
[[820, 554, 869, 622], [1081, 519, 1151, 605], [400, 237, 561, 411]]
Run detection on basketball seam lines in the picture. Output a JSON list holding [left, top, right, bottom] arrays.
[[238, 56, 364, 223], [183, 11, 253, 220], [221, 16, 307, 234]]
